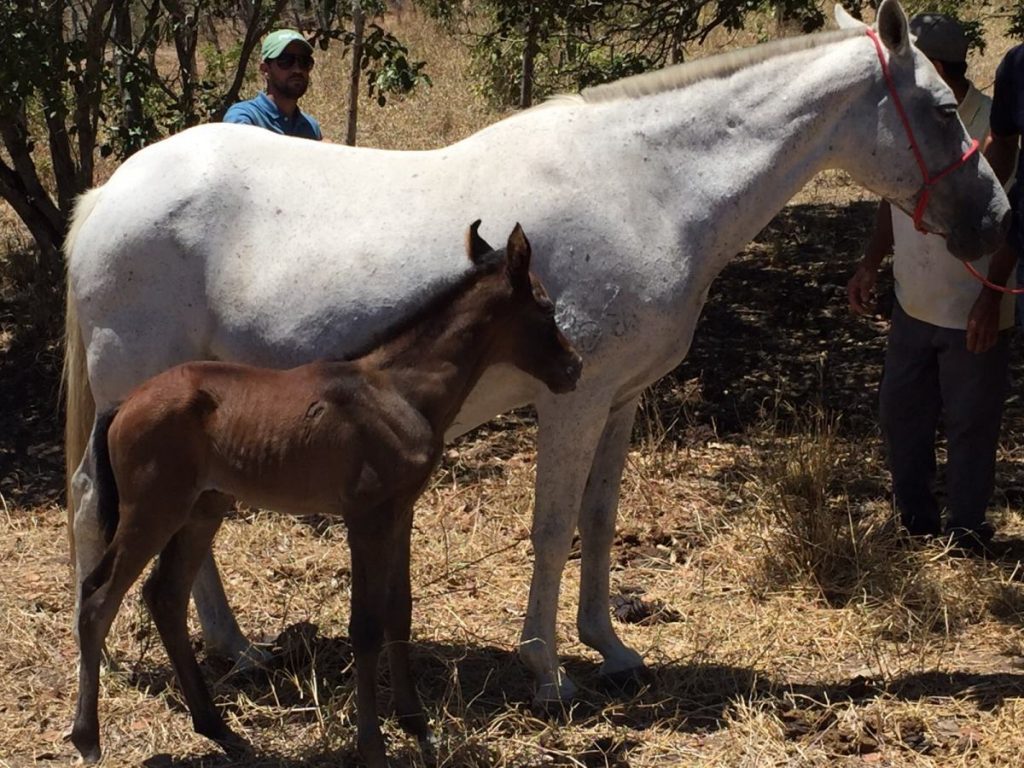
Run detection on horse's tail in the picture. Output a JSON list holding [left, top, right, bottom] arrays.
[[62, 187, 104, 567], [91, 409, 120, 544]]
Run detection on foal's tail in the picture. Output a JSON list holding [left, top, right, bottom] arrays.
[[62, 187, 103, 568], [91, 410, 120, 544]]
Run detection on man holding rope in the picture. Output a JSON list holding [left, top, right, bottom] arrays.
[[847, 14, 1015, 552]]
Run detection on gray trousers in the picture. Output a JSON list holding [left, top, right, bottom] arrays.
[[879, 302, 1011, 535]]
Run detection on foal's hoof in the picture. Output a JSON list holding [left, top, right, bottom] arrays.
[[70, 720, 101, 765], [70, 732, 101, 764], [598, 664, 654, 697], [357, 737, 389, 768], [396, 710, 431, 740], [209, 726, 253, 757], [414, 730, 439, 767]]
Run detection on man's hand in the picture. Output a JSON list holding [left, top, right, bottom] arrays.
[[966, 290, 1002, 354], [847, 261, 879, 316]]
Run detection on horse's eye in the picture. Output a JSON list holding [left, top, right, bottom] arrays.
[[937, 104, 958, 119]]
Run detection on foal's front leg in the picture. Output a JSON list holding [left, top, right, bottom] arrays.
[[385, 510, 432, 748], [348, 521, 398, 768]]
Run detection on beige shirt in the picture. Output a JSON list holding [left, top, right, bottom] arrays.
[[892, 83, 1015, 331]]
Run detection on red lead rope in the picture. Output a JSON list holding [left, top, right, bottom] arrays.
[[866, 28, 1023, 295]]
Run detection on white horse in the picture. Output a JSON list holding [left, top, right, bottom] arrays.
[[65, 1, 1009, 705]]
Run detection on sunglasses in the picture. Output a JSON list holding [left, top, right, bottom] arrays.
[[272, 53, 315, 71]]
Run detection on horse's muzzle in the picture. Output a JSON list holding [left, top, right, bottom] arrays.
[[947, 207, 1012, 263]]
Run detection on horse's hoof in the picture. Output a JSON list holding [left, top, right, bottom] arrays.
[[598, 664, 654, 697], [224, 643, 274, 675], [530, 678, 577, 721], [533, 673, 577, 703]]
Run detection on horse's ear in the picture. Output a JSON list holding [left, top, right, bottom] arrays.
[[505, 223, 532, 288], [833, 4, 863, 30], [466, 219, 495, 264], [876, 0, 911, 58]]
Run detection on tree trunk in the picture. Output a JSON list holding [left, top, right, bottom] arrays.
[[346, 0, 365, 146], [519, 5, 539, 109], [162, 0, 200, 126], [217, 0, 291, 120], [113, 0, 146, 154]]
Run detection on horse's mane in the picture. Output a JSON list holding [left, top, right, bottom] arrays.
[[551, 27, 863, 106]]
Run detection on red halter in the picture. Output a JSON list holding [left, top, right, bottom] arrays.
[[866, 28, 1024, 294], [865, 27, 979, 235]]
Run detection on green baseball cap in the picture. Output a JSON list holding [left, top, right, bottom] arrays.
[[261, 29, 313, 61]]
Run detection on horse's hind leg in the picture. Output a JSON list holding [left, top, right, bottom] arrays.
[[575, 395, 647, 686], [70, 443, 108, 649], [384, 511, 432, 747], [72, 533, 169, 762], [189, 493, 268, 670], [143, 516, 249, 755]]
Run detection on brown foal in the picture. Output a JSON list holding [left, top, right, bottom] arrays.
[[71, 223, 582, 766]]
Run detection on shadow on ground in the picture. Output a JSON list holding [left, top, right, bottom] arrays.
[[116, 618, 1024, 767]]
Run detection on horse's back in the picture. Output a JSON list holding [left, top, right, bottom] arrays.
[[67, 116, 688, 416]]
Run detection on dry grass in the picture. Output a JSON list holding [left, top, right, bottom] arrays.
[[6, 4, 1024, 767], [6, 410, 1024, 766]]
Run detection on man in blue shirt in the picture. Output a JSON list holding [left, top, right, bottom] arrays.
[[224, 29, 323, 140]]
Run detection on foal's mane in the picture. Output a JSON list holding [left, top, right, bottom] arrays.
[[552, 27, 862, 106], [341, 249, 506, 363]]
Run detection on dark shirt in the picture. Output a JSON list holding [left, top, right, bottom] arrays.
[[991, 44, 1024, 188], [223, 91, 322, 140]]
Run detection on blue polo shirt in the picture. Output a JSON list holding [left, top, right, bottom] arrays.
[[223, 91, 322, 140]]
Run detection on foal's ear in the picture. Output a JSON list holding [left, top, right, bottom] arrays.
[[833, 4, 863, 30], [505, 223, 532, 288], [876, 0, 911, 58], [466, 219, 495, 264]]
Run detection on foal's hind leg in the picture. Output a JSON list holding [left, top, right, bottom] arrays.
[[143, 517, 250, 755], [384, 511, 432, 747], [73, 533, 171, 762]]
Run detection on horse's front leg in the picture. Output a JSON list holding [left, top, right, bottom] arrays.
[[521, 394, 611, 705], [190, 493, 271, 670], [576, 395, 647, 686]]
